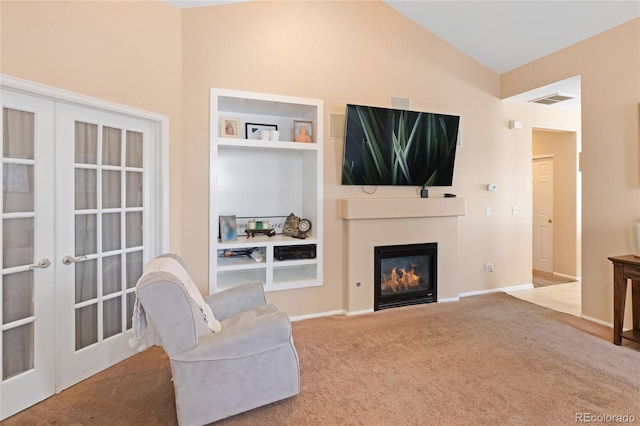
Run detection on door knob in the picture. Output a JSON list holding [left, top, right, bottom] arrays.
[[548, 219, 553, 223], [28, 258, 51, 270], [62, 255, 87, 265]]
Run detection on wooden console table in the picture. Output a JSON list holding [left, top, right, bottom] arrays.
[[607, 255, 640, 345]]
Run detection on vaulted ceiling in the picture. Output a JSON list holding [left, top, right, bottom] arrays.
[[164, 0, 640, 109]]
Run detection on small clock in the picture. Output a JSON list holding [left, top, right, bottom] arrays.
[[298, 219, 312, 233]]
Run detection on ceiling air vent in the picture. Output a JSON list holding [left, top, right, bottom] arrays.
[[529, 93, 576, 105]]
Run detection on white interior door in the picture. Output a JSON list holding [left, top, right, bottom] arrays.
[[1, 92, 56, 419], [55, 103, 154, 390], [1, 87, 163, 419], [533, 157, 554, 273]]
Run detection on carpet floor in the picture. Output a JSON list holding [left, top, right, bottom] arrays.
[[4, 293, 640, 425]]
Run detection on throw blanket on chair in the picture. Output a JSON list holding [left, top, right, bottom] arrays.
[[129, 256, 222, 352]]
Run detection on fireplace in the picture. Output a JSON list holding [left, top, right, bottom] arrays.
[[374, 243, 437, 311]]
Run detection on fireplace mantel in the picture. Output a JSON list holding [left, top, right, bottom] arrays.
[[341, 197, 466, 220], [341, 196, 465, 313]]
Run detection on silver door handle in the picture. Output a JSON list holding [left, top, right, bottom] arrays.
[[28, 258, 51, 270], [62, 255, 87, 265]]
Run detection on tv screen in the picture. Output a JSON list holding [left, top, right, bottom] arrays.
[[342, 104, 460, 186]]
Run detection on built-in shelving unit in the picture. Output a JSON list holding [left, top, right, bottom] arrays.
[[209, 88, 323, 294]]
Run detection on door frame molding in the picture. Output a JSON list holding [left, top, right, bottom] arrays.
[[0, 74, 170, 251]]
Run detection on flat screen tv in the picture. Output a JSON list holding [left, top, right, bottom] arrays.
[[341, 104, 460, 186]]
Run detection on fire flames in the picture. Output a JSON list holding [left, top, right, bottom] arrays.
[[381, 264, 422, 292]]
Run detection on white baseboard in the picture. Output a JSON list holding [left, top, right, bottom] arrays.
[[460, 283, 534, 298], [289, 309, 345, 322], [438, 297, 460, 303], [346, 309, 374, 316]]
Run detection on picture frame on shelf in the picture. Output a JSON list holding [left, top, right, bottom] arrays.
[[220, 117, 241, 138], [246, 123, 278, 140], [294, 120, 313, 143], [219, 215, 238, 242]]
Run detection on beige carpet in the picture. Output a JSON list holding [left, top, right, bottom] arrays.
[[5, 293, 640, 425]]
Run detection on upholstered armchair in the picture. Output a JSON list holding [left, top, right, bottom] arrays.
[[134, 254, 299, 425]]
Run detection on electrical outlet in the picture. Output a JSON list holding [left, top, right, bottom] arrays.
[[512, 206, 519, 215], [485, 263, 493, 273], [485, 206, 492, 215]]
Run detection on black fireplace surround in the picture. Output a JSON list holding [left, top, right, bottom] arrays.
[[374, 243, 437, 311]]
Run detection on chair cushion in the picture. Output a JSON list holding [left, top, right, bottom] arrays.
[[221, 304, 278, 329], [144, 257, 222, 332]]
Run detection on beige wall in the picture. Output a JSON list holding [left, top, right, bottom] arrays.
[[0, 0, 184, 252], [1, 0, 588, 317], [503, 18, 640, 324], [533, 129, 581, 278], [181, 0, 578, 315]]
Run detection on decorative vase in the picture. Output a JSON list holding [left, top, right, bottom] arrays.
[[631, 219, 640, 258]]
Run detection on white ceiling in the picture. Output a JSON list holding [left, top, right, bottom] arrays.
[[164, 0, 639, 110], [385, 1, 638, 111], [384, 1, 639, 74]]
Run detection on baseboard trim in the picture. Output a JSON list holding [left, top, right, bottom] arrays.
[[346, 309, 375, 316], [290, 309, 345, 322], [439, 283, 534, 303], [460, 283, 534, 298]]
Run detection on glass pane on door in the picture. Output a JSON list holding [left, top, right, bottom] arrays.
[[3, 324, 34, 379], [2, 271, 33, 324], [3, 164, 34, 213], [3, 108, 34, 160], [3, 218, 34, 268]]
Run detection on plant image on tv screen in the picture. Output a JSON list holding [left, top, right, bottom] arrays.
[[342, 104, 460, 186]]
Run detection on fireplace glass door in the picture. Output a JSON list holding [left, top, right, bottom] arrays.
[[374, 243, 437, 311]]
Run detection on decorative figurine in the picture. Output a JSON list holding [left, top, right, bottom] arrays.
[[283, 213, 312, 239]]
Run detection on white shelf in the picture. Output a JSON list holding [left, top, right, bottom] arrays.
[[217, 257, 266, 271], [218, 138, 318, 151], [272, 258, 318, 268], [210, 88, 323, 294], [218, 235, 318, 249]]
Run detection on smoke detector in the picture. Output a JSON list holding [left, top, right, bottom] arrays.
[[528, 92, 577, 105]]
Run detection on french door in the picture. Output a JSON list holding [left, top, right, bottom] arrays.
[[1, 91, 56, 420], [1, 89, 164, 419]]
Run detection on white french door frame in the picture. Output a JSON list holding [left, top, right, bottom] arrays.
[[0, 74, 169, 416]]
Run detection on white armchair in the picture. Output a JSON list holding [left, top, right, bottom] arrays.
[[134, 254, 299, 425]]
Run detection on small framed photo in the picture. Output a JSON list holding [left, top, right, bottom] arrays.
[[220, 117, 241, 138], [294, 120, 313, 143], [245, 123, 278, 140], [219, 215, 238, 242]]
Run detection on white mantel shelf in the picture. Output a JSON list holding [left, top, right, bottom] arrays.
[[341, 197, 466, 220]]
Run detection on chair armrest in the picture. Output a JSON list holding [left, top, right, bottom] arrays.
[[172, 311, 292, 361], [204, 281, 266, 321]]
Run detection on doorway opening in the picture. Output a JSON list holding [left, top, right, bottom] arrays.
[[532, 129, 581, 285]]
